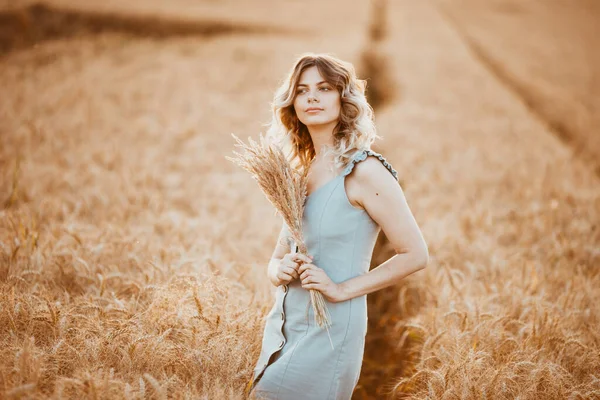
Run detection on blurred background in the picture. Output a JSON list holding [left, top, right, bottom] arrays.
[[1, 0, 599, 399]]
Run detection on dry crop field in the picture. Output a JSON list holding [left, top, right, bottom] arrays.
[[0, 0, 599, 399], [435, 0, 600, 175]]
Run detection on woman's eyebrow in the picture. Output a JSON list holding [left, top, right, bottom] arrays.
[[296, 80, 328, 87]]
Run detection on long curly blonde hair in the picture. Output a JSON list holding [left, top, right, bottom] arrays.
[[266, 53, 381, 174]]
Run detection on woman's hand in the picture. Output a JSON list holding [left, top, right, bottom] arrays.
[[275, 252, 312, 286], [298, 262, 344, 303]]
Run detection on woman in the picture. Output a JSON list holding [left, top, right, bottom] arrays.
[[248, 53, 429, 399]]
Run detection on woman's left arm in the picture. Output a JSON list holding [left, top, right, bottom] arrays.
[[298, 157, 429, 302], [299, 157, 429, 303], [338, 158, 429, 301]]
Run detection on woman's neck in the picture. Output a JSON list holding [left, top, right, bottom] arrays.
[[308, 123, 336, 159]]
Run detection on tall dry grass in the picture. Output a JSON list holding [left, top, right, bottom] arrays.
[[1, 0, 599, 399]]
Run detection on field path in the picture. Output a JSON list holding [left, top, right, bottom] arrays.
[[359, 1, 599, 398]]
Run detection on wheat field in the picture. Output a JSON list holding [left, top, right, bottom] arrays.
[[1, 0, 599, 399]]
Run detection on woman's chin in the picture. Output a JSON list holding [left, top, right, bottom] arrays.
[[303, 118, 336, 127]]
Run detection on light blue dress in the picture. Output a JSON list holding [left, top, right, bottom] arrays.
[[248, 149, 399, 400]]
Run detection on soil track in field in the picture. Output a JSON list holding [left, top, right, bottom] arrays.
[[435, 0, 600, 176], [0, 2, 299, 55]]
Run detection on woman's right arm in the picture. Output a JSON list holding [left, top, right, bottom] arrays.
[[267, 223, 292, 287], [267, 223, 311, 287]]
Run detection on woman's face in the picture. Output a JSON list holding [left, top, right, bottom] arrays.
[[293, 66, 341, 128]]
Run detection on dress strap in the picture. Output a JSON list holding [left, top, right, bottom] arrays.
[[342, 149, 399, 181]]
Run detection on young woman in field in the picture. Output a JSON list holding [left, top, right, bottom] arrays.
[[248, 53, 429, 399]]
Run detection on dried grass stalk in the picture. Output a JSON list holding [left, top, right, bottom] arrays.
[[226, 133, 333, 331]]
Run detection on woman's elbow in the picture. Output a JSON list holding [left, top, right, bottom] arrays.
[[415, 246, 429, 270]]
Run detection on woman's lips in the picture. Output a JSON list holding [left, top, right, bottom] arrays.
[[306, 108, 323, 113]]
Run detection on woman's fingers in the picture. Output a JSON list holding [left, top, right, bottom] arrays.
[[279, 253, 315, 283], [300, 267, 320, 282], [292, 253, 313, 264], [278, 269, 299, 284], [284, 266, 298, 279], [298, 263, 317, 275], [277, 270, 293, 283], [285, 260, 299, 270], [283, 252, 313, 269]]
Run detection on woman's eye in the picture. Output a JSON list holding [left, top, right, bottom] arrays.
[[296, 86, 330, 95]]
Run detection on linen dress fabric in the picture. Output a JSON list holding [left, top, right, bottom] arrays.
[[248, 149, 399, 400]]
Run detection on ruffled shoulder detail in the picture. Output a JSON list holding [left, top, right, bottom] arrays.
[[342, 149, 399, 181]]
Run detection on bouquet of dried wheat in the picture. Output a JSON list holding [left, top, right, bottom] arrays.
[[226, 133, 333, 331]]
